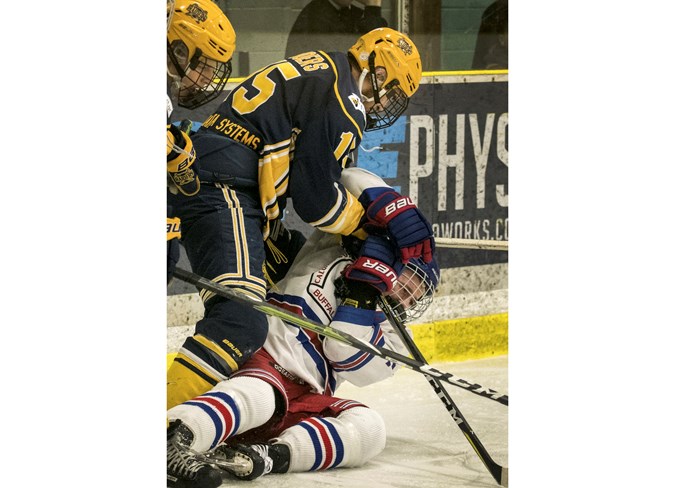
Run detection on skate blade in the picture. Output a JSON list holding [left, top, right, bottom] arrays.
[[195, 450, 253, 476]]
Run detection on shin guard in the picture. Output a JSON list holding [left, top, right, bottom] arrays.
[[272, 406, 386, 472]]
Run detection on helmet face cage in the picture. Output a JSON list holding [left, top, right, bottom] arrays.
[[365, 83, 409, 131], [177, 53, 232, 109], [363, 52, 409, 131], [381, 261, 436, 324]]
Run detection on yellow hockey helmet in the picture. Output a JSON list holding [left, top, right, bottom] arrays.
[[167, 0, 236, 109], [349, 28, 422, 131]]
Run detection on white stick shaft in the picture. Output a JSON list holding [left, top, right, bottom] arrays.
[[435, 238, 508, 251]]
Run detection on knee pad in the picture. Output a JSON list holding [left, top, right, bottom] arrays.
[[335, 407, 386, 465], [168, 376, 276, 453], [273, 406, 386, 472]]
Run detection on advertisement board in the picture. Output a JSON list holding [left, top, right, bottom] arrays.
[[355, 74, 508, 267]]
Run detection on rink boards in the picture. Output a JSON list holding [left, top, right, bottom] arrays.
[[167, 269, 508, 363]]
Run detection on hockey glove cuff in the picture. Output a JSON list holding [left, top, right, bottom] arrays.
[[167, 124, 200, 196], [332, 304, 378, 327]]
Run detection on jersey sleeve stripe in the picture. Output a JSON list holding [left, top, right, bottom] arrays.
[[309, 185, 364, 235]]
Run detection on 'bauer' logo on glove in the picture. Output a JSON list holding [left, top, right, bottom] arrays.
[[382, 196, 415, 218], [364, 189, 435, 263], [342, 236, 403, 293], [344, 256, 399, 293]]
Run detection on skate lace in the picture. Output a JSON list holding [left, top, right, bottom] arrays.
[[168, 437, 203, 478], [248, 444, 273, 475]]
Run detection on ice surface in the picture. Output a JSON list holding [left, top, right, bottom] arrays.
[[217, 355, 508, 488]]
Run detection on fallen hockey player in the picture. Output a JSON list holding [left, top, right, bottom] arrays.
[[167, 228, 439, 487]]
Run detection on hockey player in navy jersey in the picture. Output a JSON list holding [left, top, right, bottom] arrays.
[[167, 27, 435, 413], [166, 190, 440, 486], [167, 0, 236, 283]]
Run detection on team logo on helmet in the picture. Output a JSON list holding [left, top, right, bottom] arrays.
[[186, 3, 208, 23], [398, 38, 413, 55]]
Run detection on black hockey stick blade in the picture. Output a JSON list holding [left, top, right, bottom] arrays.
[[379, 298, 509, 487]]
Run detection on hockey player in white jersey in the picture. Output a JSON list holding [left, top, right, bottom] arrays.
[[167, 171, 439, 487], [168, 231, 439, 485]]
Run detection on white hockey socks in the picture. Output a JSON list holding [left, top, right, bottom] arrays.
[[271, 406, 386, 472], [167, 376, 276, 452]]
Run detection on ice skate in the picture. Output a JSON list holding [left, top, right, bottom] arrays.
[[167, 420, 223, 488], [202, 443, 290, 481]]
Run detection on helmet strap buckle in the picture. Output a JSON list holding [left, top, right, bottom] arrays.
[[367, 51, 381, 105], [167, 39, 189, 80], [188, 48, 204, 71]]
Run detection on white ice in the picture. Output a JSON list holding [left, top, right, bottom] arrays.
[[219, 355, 508, 488]]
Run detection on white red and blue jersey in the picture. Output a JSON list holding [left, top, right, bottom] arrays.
[[262, 230, 411, 396], [192, 50, 368, 239]]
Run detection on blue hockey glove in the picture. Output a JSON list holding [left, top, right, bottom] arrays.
[[343, 235, 403, 293], [364, 188, 435, 263]]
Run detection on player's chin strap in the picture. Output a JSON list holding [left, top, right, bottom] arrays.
[[172, 267, 508, 407], [357, 52, 382, 104], [379, 297, 509, 487], [167, 39, 189, 80]]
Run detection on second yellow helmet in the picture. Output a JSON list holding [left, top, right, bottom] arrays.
[[167, 0, 236, 109]]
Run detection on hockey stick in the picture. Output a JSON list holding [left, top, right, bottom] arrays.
[[435, 238, 508, 251], [379, 298, 508, 487], [173, 267, 508, 406]]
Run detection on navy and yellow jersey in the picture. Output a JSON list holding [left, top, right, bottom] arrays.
[[193, 50, 368, 239]]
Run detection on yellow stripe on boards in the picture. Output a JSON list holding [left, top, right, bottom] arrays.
[[409, 313, 508, 363]]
